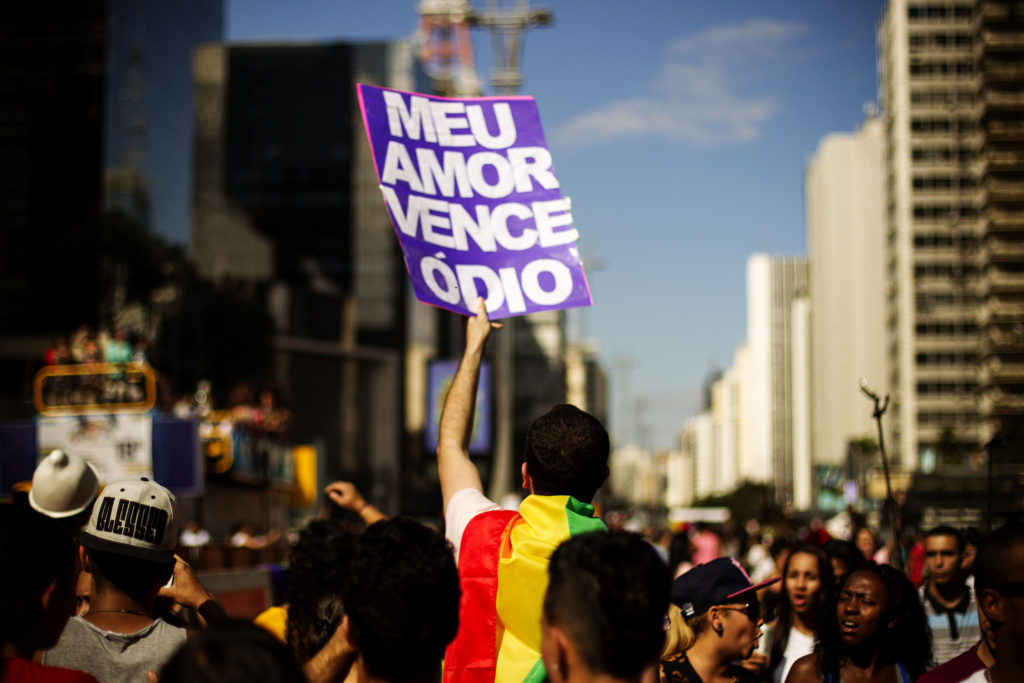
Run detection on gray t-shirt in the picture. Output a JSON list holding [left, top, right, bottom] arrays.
[[42, 615, 188, 683]]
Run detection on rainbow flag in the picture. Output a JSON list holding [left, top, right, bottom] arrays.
[[443, 495, 606, 683]]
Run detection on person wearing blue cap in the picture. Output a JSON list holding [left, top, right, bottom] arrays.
[[661, 557, 779, 683]]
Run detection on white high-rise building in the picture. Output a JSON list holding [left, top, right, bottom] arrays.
[[710, 365, 741, 494], [879, 0, 985, 471], [682, 412, 716, 500], [746, 254, 809, 505], [805, 117, 889, 472], [791, 294, 813, 510], [665, 448, 694, 508]]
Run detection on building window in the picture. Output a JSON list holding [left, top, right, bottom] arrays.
[[910, 60, 973, 78], [911, 117, 975, 134], [917, 381, 978, 394], [911, 146, 975, 163], [913, 204, 978, 221], [916, 352, 978, 365], [907, 4, 973, 20], [913, 233, 977, 249], [914, 322, 979, 336], [912, 175, 976, 191]]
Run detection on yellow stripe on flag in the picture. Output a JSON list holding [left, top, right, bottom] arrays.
[[493, 495, 605, 683]]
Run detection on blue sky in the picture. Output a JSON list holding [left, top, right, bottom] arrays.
[[228, 0, 887, 450]]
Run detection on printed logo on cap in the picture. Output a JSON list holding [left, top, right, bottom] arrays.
[[80, 477, 179, 563]]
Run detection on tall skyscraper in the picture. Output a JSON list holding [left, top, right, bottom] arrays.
[[746, 254, 809, 505], [805, 116, 889, 471], [677, 255, 808, 507], [0, 0, 222, 408], [0, 0, 106, 333], [191, 40, 435, 508], [880, 0, 980, 472], [975, 1, 1024, 451], [104, 0, 224, 243], [879, 0, 1024, 471]]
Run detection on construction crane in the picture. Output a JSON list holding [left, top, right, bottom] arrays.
[[414, 0, 554, 502], [416, 0, 480, 96], [466, 0, 552, 96]]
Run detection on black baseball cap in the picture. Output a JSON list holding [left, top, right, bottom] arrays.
[[670, 557, 780, 618]]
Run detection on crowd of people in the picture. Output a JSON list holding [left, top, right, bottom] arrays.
[[5, 299, 1024, 683], [40, 326, 152, 408]]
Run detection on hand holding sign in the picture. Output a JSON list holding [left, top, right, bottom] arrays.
[[357, 84, 592, 319], [465, 296, 503, 348]]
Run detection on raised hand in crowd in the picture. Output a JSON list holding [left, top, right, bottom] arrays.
[[325, 481, 386, 525]]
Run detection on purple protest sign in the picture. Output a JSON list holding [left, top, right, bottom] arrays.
[[356, 84, 592, 319]]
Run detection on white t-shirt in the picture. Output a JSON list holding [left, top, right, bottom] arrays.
[[180, 528, 210, 547], [444, 488, 502, 564], [774, 625, 815, 683]]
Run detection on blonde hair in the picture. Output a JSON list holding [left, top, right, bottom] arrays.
[[661, 604, 710, 658]]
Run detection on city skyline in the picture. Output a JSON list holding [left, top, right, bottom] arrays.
[[224, 0, 887, 449]]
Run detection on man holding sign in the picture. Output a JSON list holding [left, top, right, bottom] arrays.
[[356, 84, 592, 318], [436, 298, 609, 683], [359, 84, 601, 682]]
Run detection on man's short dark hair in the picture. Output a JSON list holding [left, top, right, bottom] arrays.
[[523, 404, 609, 502], [285, 519, 359, 664], [87, 547, 174, 604], [543, 530, 669, 680], [342, 517, 460, 683], [975, 522, 1024, 591], [926, 525, 964, 553]]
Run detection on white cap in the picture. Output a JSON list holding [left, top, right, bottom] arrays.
[[80, 477, 180, 563], [28, 449, 100, 519]]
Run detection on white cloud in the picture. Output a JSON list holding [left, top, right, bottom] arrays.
[[553, 19, 808, 148], [669, 19, 809, 61]]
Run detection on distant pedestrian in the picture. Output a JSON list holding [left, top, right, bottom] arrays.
[[661, 557, 778, 682], [919, 526, 979, 665], [786, 563, 932, 683]]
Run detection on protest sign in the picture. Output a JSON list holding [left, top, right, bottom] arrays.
[[357, 84, 592, 319]]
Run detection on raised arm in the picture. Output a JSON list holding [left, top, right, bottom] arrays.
[[436, 297, 502, 514], [325, 480, 386, 525]]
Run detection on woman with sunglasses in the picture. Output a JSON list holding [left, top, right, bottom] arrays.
[[767, 545, 833, 683], [661, 557, 779, 682], [785, 563, 932, 683]]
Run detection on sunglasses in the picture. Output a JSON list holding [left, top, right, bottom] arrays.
[[716, 602, 761, 621]]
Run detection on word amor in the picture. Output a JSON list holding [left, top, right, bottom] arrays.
[[379, 91, 579, 253]]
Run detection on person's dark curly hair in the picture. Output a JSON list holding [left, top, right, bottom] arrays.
[[160, 621, 305, 683], [523, 404, 609, 502], [815, 562, 932, 680], [284, 519, 359, 664], [341, 517, 460, 683], [768, 544, 833, 681], [544, 530, 670, 680]]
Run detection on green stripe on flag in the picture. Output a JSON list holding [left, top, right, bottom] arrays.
[[565, 496, 607, 537], [522, 657, 548, 683]]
